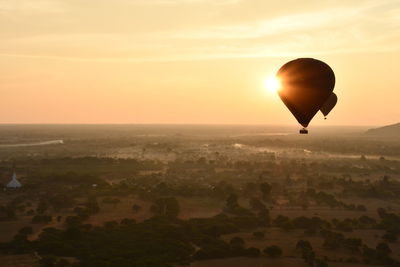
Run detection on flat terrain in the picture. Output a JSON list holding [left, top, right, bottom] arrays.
[[188, 257, 386, 267], [0, 125, 399, 266]]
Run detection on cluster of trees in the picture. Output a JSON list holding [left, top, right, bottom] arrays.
[[150, 197, 180, 218], [362, 242, 395, 265], [60, 197, 101, 229], [224, 194, 253, 216], [193, 236, 259, 260], [321, 230, 362, 251], [223, 194, 271, 228], [32, 215, 52, 224], [340, 176, 400, 200], [36, 157, 163, 175], [377, 208, 400, 243], [6, 218, 194, 266], [263, 245, 282, 257], [296, 240, 329, 267], [270, 213, 383, 234], [193, 235, 284, 260], [34, 194, 75, 215], [1, 209, 289, 267], [305, 189, 366, 211], [1, 146, 399, 267], [320, 229, 397, 265], [25, 172, 107, 190], [272, 215, 331, 233], [0, 205, 16, 221]]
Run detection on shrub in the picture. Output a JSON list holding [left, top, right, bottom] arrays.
[[263, 245, 282, 257], [253, 231, 265, 239]]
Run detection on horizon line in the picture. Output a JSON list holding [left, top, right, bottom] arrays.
[[0, 122, 378, 128]]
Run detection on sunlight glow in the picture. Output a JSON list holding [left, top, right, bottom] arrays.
[[264, 76, 281, 94]]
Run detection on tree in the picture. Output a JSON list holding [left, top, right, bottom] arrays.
[[263, 245, 282, 257], [18, 226, 33, 236], [49, 194, 75, 211], [32, 215, 52, 224], [382, 231, 398, 243], [253, 231, 265, 239], [315, 258, 329, 267], [120, 218, 136, 225], [249, 197, 266, 211], [377, 208, 387, 219], [36, 201, 49, 214], [260, 183, 272, 201], [382, 175, 390, 185], [132, 204, 141, 213], [226, 194, 239, 211], [155, 182, 171, 195], [86, 197, 100, 214], [376, 242, 391, 254], [229, 237, 244, 247], [344, 238, 362, 252], [297, 240, 316, 267], [357, 205, 366, 211], [296, 240, 312, 251], [246, 247, 260, 257], [39, 256, 57, 267], [243, 182, 258, 197], [302, 248, 316, 267], [274, 215, 291, 230], [302, 200, 309, 210], [104, 220, 119, 230], [230, 236, 245, 256], [151, 197, 180, 218]]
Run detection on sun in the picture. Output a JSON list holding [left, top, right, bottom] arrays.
[[264, 76, 281, 93]]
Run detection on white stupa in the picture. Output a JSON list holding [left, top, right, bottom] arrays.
[[6, 172, 22, 188]]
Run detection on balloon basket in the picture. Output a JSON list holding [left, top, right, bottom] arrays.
[[299, 128, 308, 134]]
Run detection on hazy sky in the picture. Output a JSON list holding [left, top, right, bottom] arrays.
[[1, 0, 399, 126]]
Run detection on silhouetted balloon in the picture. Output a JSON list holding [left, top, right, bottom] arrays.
[[277, 58, 335, 128], [320, 92, 337, 119]]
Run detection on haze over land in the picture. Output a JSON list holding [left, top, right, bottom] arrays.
[[366, 123, 400, 139], [0, 124, 400, 267]]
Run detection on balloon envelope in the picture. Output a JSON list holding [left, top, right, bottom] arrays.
[[320, 92, 337, 118], [277, 58, 335, 128]]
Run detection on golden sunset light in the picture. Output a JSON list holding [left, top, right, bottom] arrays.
[[1, 2, 400, 266], [0, 0, 399, 125], [264, 76, 281, 94]]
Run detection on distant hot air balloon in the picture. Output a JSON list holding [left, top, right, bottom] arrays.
[[277, 58, 335, 134], [320, 92, 337, 119]]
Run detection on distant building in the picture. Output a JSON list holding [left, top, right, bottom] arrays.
[[6, 172, 22, 188]]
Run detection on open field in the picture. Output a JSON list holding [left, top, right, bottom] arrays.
[[0, 254, 39, 267]]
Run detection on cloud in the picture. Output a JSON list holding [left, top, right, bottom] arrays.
[[170, 1, 400, 55], [0, 0, 399, 61], [174, 7, 360, 39], [0, 0, 66, 13]]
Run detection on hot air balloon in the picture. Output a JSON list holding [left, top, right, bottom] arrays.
[[320, 92, 337, 119], [277, 58, 335, 134]]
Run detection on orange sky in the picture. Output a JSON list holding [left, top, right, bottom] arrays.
[[1, 0, 399, 126]]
